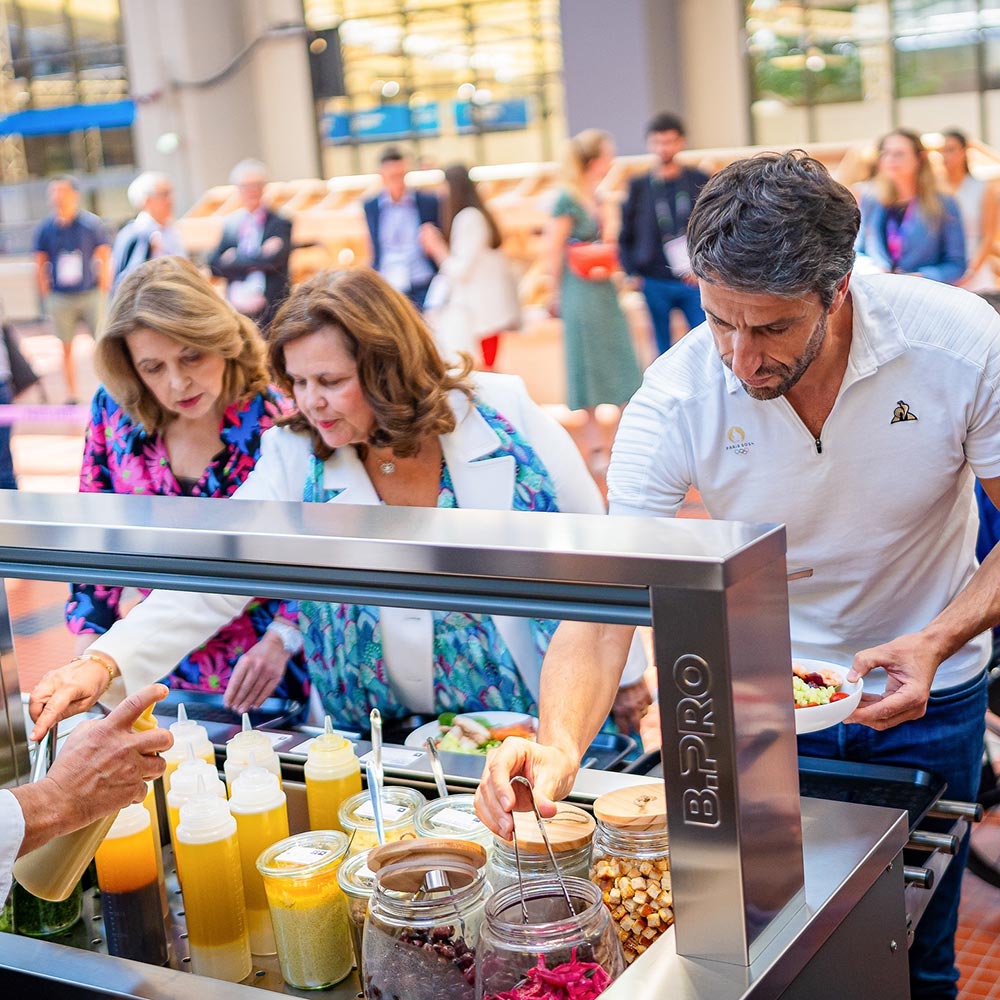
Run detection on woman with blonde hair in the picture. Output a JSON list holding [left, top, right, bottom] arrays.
[[855, 128, 966, 282], [34, 267, 650, 740], [64, 255, 307, 704], [546, 129, 642, 472]]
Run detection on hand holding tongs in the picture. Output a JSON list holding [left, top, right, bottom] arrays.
[[509, 775, 575, 922]]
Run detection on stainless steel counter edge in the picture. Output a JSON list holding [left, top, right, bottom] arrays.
[[0, 797, 908, 1000], [599, 797, 910, 1000]]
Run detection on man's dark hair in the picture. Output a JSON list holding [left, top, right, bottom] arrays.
[[687, 151, 859, 309], [378, 146, 406, 165], [647, 112, 685, 137]]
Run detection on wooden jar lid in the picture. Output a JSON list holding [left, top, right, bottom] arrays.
[[367, 838, 487, 892], [505, 802, 596, 854], [593, 783, 668, 831]]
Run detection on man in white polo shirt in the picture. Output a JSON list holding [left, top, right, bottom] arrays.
[[478, 152, 1000, 1000]]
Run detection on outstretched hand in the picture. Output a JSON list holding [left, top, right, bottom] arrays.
[[845, 631, 940, 730]]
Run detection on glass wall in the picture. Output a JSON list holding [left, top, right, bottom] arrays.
[[303, 0, 565, 175], [746, 0, 1000, 147], [0, 0, 133, 184]]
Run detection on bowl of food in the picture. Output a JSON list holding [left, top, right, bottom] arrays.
[[793, 659, 863, 735], [404, 711, 538, 755]]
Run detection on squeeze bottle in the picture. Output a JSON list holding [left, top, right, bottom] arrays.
[[304, 716, 361, 833], [166, 749, 226, 885], [174, 780, 252, 982], [162, 703, 214, 793], [94, 802, 168, 965], [13, 703, 160, 901], [229, 757, 290, 954], [224, 713, 282, 794]]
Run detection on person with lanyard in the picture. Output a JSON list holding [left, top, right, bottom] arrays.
[[363, 146, 441, 311], [619, 112, 710, 355], [110, 171, 186, 294], [33, 174, 111, 404], [209, 159, 292, 334], [478, 151, 1000, 1000], [855, 128, 965, 283]]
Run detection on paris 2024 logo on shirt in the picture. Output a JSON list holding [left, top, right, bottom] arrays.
[[725, 425, 753, 456]]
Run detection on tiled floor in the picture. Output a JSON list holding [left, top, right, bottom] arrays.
[[6, 329, 1000, 997]]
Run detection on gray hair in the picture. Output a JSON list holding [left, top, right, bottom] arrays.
[[687, 151, 859, 308], [229, 158, 268, 185], [126, 171, 171, 210]]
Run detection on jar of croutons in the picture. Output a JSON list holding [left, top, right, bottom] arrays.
[[590, 783, 671, 965]]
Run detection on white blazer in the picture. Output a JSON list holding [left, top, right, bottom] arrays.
[[428, 207, 520, 358], [93, 373, 646, 711]]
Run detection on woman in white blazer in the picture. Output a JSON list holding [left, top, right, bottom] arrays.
[[420, 164, 520, 366], [30, 268, 650, 739]]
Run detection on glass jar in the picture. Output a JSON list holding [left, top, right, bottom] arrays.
[[10, 879, 83, 937], [363, 861, 487, 1000], [476, 877, 625, 999], [590, 783, 671, 965], [415, 794, 493, 853], [336, 849, 377, 981], [256, 831, 353, 990], [339, 785, 425, 856], [484, 802, 595, 891]]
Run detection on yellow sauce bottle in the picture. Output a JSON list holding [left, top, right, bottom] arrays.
[[165, 753, 226, 887], [229, 759, 290, 955], [224, 713, 282, 795], [174, 782, 251, 983], [304, 716, 361, 833], [94, 802, 168, 965], [13, 703, 160, 901], [162, 703, 215, 794], [140, 781, 169, 917]]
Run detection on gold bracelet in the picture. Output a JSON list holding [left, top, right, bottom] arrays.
[[73, 650, 118, 695]]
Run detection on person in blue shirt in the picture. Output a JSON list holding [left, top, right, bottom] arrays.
[[855, 129, 966, 284], [33, 175, 111, 403], [364, 146, 440, 310]]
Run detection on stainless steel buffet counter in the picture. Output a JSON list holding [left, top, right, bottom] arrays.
[[0, 492, 915, 997]]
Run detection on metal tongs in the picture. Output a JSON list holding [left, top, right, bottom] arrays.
[[365, 708, 387, 845], [509, 775, 575, 923], [425, 737, 449, 799]]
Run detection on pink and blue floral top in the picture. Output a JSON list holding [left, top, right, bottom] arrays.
[[66, 385, 308, 700]]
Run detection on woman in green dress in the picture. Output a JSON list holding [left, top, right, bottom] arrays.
[[544, 129, 642, 472]]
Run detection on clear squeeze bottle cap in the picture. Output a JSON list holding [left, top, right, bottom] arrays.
[[230, 754, 285, 813], [167, 703, 213, 755], [177, 776, 235, 839], [307, 716, 357, 771], [169, 747, 225, 800], [104, 801, 151, 840]]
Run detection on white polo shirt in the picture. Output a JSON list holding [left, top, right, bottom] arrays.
[[609, 273, 1000, 692]]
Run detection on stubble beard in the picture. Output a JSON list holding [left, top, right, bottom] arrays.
[[736, 313, 828, 402]]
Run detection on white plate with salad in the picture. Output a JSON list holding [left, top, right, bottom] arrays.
[[793, 658, 863, 735], [405, 711, 538, 755]]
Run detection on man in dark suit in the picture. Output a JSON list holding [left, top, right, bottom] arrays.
[[363, 146, 439, 310], [209, 159, 292, 333], [619, 113, 710, 355]]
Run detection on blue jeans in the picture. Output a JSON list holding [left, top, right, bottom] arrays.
[[0, 380, 16, 491], [798, 670, 988, 1000], [641, 275, 706, 355]]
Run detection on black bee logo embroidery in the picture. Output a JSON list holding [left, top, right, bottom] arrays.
[[891, 400, 918, 424]]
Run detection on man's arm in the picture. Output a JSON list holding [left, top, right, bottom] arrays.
[[476, 621, 634, 838], [12, 684, 171, 856], [848, 473, 1000, 729], [93, 243, 112, 294], [34, 251, 50, 299]]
